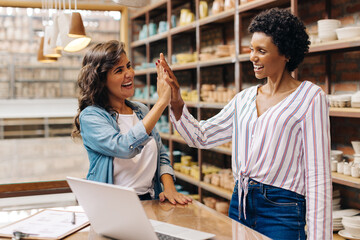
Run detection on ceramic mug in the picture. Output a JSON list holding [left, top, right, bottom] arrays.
[[351, 165, 360, 178], [149, 23, 157, 36], [331, 160, 338, 172], [337, 162, 344, 174], [343, 162, 351, 176], [199, 1, 208, 19], [171, 15, 176, 28], [212, 0, 224, 15], [180, 9, 190, 26], [224, 0, 235, 10]]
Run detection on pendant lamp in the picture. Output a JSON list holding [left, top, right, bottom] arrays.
[[37, 37, 58, 63], [68, 12, 86, 37], [57, 12, 90, 52], [63, 0, 91, 52], [112, 0, 149, 7], [43, 25, 62, 58]]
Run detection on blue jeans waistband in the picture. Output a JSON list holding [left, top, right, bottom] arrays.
[[235, 178, 304, 198]]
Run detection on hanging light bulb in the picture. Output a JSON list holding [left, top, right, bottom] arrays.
[[37, 36, 58, 63]]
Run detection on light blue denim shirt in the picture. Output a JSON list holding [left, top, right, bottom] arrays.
[[79, 99, 174, 199]]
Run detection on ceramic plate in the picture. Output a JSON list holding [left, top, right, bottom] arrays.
[[338, 230, 360, 240], [334, 209, 360, 220]]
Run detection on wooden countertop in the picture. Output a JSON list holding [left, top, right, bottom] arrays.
[[63, 200, 271, 240]]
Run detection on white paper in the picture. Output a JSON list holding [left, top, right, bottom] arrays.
[[0, 209, 89, 239]]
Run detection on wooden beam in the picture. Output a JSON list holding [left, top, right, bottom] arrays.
[[0, 0, 126, 11], [120, 7, 129, 52], [0, 180, 71, 198]]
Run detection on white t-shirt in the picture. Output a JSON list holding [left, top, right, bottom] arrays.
[[113, 112, 157, 197]]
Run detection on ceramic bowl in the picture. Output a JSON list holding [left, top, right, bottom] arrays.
[[343, 216, 360, 226], [342, 221, 360, 237], [336, 26, 360, 40], [331, 150, 343, 162]]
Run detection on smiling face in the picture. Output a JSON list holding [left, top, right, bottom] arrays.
[[106, 53, 135, 104], [250, 32, 288, 80]]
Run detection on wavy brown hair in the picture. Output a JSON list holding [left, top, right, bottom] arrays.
[[72, 40, 126, 138]]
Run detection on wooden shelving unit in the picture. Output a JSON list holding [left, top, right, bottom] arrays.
[[130, 0, 360, 205], [332, 172, 360, 189], [330, 107, 360, 118]]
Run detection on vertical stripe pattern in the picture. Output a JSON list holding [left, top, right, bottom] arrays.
[[169, 81, 332, 239]]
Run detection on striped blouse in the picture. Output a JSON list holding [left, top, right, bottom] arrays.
[[170, 81, 332, 240]]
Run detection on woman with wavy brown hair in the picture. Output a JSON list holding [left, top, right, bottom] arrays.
[[72, 40, 191, 204]]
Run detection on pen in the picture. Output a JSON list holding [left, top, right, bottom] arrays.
[[71, 212, 76, 225]]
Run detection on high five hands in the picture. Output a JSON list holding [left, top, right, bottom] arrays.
[[157, 53, 185, 120]]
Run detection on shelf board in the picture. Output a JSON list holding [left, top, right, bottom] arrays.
[[184, 101, 199, 108], [14, 80, 59, 83], [200, 181, 233, 200], [309, 37, 360, 53], [171, 62, 198, 71], [199, 56, 235, 68], [199, 101, 226, 109], [330, 107, 360, 118], [238, 0, 290, 13], [87, 29, 119, 34], [131, 31, 169, 48], [134, 67, 157, 76], [198, 9, 235, 26], [238, 53, 251, 62], [159, 132, 171, 140], [170, 23, 197, 36], [174, 171, 199, 186], [171, 134, 187, 144], [210, 146, 232, 155], [131, 0, 167, 20], [332, 172, 360, 189]]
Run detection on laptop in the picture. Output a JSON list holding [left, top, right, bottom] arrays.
[[66, 177, 215, 240]]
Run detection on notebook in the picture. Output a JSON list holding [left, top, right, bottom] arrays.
[[66, 177, 215, 240]]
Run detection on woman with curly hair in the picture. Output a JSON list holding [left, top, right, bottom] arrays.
[[159, 8, 331, 240], [72, 40, 191, 205]]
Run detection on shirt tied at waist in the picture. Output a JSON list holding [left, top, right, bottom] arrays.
[[238, 175, 249, 220]]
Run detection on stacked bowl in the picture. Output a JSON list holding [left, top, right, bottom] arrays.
[[336, 26, 360, 40], [318, 19, 341, 42], [333, 209, 360, 233], [342, 216, 360, 238], [352, 92, 360, 108]]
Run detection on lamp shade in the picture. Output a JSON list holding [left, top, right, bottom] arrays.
[[57, 12, 91, 52], [68, 12, 86, 38], [43, 26, 62, 58], [50, 14, 62, 50], [37, 37, 57, 63], [112, 0, 149, 7], [63, 36, 91, 52]]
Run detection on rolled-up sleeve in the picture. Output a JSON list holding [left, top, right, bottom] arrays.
[[80, 109, 150, 159], [169, 98, 235, 149]]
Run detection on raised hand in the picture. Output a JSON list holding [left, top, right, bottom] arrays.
[[159, 53, 184, 120], [156, 59, 171, 106]]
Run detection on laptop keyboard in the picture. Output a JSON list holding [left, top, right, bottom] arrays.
[[156, 232, 185, 240]]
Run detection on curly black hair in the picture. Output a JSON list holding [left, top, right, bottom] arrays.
[[248, 8, 310, 72], [72, 40, 126, 138]]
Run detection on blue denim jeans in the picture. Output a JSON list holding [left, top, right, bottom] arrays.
[[228, 179, 306, 240]]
